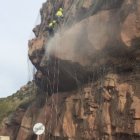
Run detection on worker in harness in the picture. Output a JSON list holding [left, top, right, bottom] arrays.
[[44, 20, 57, 37], [55, 8, 64, 24]]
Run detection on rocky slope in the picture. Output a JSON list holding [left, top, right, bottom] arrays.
[[0, 0, 140, 140], [0, 82, 36, 140]]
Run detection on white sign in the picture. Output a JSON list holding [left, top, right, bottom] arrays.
[[0, 136, 10, 140], [33, 123, 45, 135]]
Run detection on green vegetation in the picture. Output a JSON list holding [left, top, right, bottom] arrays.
[[0, 82, 37, 124]]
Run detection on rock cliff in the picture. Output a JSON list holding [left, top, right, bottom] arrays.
[[0, 0, 140, 140]]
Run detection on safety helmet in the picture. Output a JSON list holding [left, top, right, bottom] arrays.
[[53, 20, 56, 24], [59, 8, 63, 12], [49, 22, 53, 27]]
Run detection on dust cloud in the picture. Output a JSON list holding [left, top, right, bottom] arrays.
[[46, 11, 112, 66]]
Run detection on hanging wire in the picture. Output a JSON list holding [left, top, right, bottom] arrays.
[[42, 0, 61, 139]]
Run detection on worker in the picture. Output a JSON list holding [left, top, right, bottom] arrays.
[[46, 20, 57, 37], [48, 22, 54, 36], [55, 8, 64, 24], [48, 20, 57, 36]]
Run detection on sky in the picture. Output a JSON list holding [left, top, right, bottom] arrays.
[[0, 0, 46, 97]]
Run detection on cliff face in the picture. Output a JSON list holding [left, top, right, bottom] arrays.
[[29, 0, 140, 93], [0, 0, 140, 140]]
